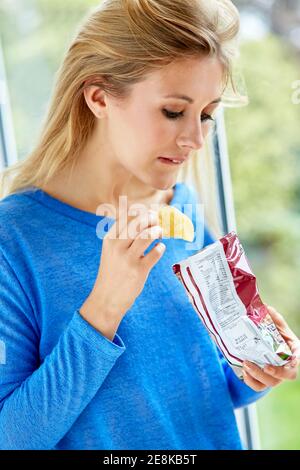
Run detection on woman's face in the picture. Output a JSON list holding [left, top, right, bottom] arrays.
[[89, 55, 224, 191]]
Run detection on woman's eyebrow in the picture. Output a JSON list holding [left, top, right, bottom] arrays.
[[164, 94, 222, 105]]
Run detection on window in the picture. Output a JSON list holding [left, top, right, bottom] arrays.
[[1, 0, 299, 450], [0, 41, 17, 169], [227, 0, 300, 450]]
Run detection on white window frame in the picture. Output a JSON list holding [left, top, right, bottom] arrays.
[[213, 108, 261, 450], [0, 40, 18, 170]]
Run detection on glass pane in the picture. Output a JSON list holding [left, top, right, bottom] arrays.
[[227, 0, 300, 450], [0, 0, 100, 161]]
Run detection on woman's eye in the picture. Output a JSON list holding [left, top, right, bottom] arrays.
[[201, 113, 215, 123], [162, 109, 215, 122], [162, 109, 184, 120]]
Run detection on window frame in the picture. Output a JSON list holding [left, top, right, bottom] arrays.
[[213, 108, 261, 450], [0, 40, 18, 170]]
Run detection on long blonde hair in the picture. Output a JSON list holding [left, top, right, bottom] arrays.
[[0, 0, 240, 199]]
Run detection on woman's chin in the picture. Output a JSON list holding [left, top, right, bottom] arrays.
[[152, 175, 178, 191]]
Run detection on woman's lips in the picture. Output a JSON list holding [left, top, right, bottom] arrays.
[[157, 156, 186, 165]]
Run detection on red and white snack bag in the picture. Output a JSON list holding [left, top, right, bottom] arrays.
[[172, 231, 293, 380]]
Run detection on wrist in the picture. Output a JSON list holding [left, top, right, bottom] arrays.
[[89, 288, 126, 320], [79, 292, 124, 341]]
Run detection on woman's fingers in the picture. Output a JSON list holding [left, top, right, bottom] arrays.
[[127, 211, 160, 247], [266, 305, 298, 344], [266, 305, 300, 361], [263, 359, 298, 382], [108, 210, 159, 247], [130, 225, 163, 258], [242, 370, 269, 392], [243, 361, 282, 388]]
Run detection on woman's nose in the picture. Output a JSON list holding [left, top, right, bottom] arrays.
[[177, 122, 205, 151]]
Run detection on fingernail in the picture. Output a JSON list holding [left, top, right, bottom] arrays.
[[157, 243, 166, 252], [150, 215, 159, 225]]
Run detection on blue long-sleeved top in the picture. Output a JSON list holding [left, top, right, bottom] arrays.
[[0, 182, 269, 450]]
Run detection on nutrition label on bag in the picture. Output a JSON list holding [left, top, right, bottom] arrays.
[[192, 245, 243, 329]]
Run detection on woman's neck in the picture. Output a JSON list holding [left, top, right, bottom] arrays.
[[40, 170, 174, 217]]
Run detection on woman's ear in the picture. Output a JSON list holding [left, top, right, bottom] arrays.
[[83, 85, 108, 119]]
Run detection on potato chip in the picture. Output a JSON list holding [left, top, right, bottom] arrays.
[[158, 206, 194, 242]]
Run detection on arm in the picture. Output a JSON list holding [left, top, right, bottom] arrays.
[[0, 249, 126, 449]]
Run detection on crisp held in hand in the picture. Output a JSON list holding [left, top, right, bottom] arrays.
[[158, 206, 194, 242]]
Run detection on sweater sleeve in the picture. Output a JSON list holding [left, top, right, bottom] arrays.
[[216, 347, 271, 409], [0, 248, 126, 450]]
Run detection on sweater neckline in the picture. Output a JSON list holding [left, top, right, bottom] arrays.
[[20, 182, 189, 227]]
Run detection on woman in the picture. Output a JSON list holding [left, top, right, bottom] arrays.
[[0, 0, 299, 450]]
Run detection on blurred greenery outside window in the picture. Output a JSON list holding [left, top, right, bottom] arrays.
[[1, 0, 300, 450], [226, 40, 300, 452]]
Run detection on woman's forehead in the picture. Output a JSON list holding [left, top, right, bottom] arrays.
[[131, 57, 224, 103]]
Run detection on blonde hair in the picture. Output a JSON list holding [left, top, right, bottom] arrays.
[[0, 0, 240, 199]]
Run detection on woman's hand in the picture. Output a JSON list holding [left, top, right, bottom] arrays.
[[242, 305, 300, 391], [80, 209, 166, 340]]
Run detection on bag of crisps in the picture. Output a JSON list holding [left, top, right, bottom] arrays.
[[172, 231, 293, 379]]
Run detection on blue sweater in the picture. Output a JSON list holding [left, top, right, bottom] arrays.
[[0, 182, 269, 450]]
